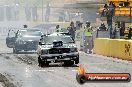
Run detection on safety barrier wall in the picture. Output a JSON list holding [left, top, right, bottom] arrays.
[[93, 38, 132, 61]]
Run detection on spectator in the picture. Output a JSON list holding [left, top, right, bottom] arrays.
[[83, 21, 93, 54], [108, 1, 116, 13], [112, 24, 118, 39], [104, 4, 108, 8], [124, 1, 130, 7], [68, 22, 76, 40], [128, 24, 132, 39], [102, 4, 108, 16], [119, 1, 124, 7], [120, 22, 125, 39], [55, 25, 62, 32], [23, 25, 28, 28], [99, 23, 107, 31]]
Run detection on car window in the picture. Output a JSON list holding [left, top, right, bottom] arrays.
[[18, 30, 42, 37], [42, 36, 74, 45], [61, 28, 68, 32]]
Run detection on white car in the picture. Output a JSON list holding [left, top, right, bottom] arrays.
[[37, 33, 79, 67]]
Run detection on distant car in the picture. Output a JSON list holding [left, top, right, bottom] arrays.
[[6, 29, 43, 53], [37, 33, 79, 67]]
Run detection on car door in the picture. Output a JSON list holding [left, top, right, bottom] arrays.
[[6, 30, 16, 48]]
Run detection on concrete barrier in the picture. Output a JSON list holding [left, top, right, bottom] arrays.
[[93, 38, 109, 56], [109, 39, 120, 58], [118, 40, 132, 61], [93, 38, 132, 61]]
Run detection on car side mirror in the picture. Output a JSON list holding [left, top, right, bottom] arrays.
[[39, 42, 42, 45]]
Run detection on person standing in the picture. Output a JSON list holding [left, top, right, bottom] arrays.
[[84, 21, 93, 54], [102, 4, 108, 17], [80, 23, 85, 51], [112, 24, 118, 39], [120, 22, 125, 39], [107, 1, 115, 38], [23, 25, 28, 28], [68, 22, 76, 40], [55, 25, 62, 32], [128, 24, 132, 39]]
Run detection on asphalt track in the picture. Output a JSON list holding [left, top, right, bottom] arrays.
[[0, 36, 132, 87]]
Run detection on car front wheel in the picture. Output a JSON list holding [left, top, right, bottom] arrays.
[[38, 56, 49, 67], [75, 56, 79, 64]]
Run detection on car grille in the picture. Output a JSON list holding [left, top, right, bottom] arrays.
[[26, 41, 38, 48], [49, 48, 70, 54]]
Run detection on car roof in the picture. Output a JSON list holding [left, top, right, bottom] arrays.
[[47, 32, 70, 37], [19, 29, 41, 32], [20, 28, 39, 30]]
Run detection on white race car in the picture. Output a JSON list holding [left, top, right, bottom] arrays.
[[37, 33, 79, 67]]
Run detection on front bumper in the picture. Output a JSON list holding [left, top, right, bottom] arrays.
[[40, 52, 79, 61]]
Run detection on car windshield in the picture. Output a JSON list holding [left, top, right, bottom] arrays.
[[18, 30, 42, 37], [42, 36, 74, 45], [61, 28, 68, 33]]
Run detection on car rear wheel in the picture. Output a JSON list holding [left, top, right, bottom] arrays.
[[38, 56, 43, 67]]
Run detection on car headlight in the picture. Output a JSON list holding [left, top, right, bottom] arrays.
[[17, 40, 26, 44], [41, 50, 49, 54], [70, 48, 78, 52]]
